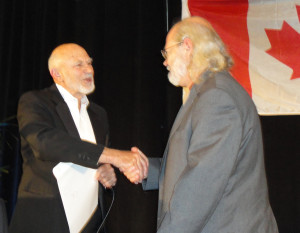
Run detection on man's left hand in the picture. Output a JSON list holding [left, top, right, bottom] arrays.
[[95, 164, 117, 189]]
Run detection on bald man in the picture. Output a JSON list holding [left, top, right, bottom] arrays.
[[9, 43, 148, 233], [139, 17, 278, 232]]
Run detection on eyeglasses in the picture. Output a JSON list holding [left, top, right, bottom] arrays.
[[161, 41, 183, 60]]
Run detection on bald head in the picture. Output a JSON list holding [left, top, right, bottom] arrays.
[[48, 43, 95, 100], [48, 43, 87, 71]]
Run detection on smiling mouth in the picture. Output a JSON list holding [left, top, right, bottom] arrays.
[[83, 77, 93, 83]]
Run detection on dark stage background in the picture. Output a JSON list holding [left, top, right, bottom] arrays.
[[0, 1, 299, 233]]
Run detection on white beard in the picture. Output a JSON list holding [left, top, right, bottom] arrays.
[[66, 74, 95, 95], [79, 81, 95, 95], [167, 53, 188, 87]]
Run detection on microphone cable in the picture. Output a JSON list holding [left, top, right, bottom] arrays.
[[96, 187, 115, 233]]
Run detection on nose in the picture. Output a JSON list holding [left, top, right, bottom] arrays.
[[85, 64, 94, 74], [163, 59, 168, 67]]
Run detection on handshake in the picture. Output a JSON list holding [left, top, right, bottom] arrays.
[[95, 147, 148, 188]]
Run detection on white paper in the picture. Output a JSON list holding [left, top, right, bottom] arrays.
[[53, 162, 98, 233]]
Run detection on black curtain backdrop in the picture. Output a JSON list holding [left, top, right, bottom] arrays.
[[0, 1, 299, 233], [260, 116, 300, 233]]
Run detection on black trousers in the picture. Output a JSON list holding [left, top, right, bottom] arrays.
[[9, 191, 105, 233]]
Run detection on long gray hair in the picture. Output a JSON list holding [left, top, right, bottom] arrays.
[[173, 17, 234, 83]]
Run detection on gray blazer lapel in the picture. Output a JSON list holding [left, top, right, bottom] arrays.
[[159, 89, 197, 178], [169, 90, 196, 138], [157, 75, 209, 224], [157, 85, 198, 224], [161, 82, 201, 164]]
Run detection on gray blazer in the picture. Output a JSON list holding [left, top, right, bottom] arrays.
[[144, 71, 278, 233]]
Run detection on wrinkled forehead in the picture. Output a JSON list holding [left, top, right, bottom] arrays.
[[165, 26, 177, 47], [187, 17, 212, 29], [60, 45, 91, 61], [165, 16, 213, 47], [49, 44, 91, 70]]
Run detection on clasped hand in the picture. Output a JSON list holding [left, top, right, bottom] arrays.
[[117, 147, 148, 184], [95, 164, 117, 189], [100, 147, 148, 184]]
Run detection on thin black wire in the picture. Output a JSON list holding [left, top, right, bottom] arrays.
[[96, 187, 115, 233]]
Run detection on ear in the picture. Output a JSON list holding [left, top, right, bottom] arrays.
[[182, 37, 193, 60], [50, 68, 62, 83], [182, 37, 193, 52]]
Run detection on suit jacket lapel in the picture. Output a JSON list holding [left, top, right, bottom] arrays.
[[159, 89, 197, 182], [88, 107, 103, 145], [157, 74, 209, 224], [162, 73, 209, 161], [157, 87, 198, 223], [50, 85, 80, 139], [161, 81, 201, 164], [56, 102, 80, 139]]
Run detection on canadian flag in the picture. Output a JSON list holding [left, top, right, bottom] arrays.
[[182, 0, 300, 115]]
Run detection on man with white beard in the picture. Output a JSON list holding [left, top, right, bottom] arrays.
[[135, 17, 278, 233], [9, 43, 148, 233]]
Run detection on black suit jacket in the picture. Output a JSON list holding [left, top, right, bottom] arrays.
[[9, 84, 109, 233]]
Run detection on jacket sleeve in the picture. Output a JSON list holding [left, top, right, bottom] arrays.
[[18, 91, 105, 169], [142, 157, 162, 190]]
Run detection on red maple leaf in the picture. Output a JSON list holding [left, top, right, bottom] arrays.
[[265, 15, 300, 80]]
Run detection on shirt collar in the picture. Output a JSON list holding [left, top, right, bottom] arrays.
[[55, 83, 89, 108]]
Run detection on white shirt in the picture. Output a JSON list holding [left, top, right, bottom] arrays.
[[56, 84, 96, 144]]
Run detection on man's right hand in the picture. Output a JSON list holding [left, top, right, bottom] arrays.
[[99, 147, 148, 184]]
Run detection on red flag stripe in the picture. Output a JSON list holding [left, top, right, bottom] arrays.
[[188, 0, 251, 95]]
